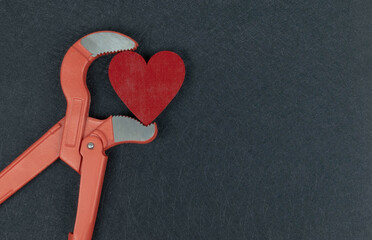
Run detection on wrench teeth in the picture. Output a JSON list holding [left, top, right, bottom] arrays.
[[112, 115, 154, 127], [80, 31, 138, 57], [111, 115, 157, 143], [94, 45, 137, 57]]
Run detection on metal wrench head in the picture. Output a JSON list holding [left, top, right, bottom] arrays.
[[80, 31, 138, 57], [112, 116, 157, 144]]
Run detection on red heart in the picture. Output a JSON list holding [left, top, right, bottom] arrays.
[[108, 51, 185, 125]]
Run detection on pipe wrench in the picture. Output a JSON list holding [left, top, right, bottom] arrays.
[[0, 31, 157, 240]]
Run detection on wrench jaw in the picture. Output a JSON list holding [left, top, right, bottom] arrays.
[[59, 31, 138, 172], [111, 115, 157, 145], [88, 116, 158, 150], [80, 31, 138, 58]]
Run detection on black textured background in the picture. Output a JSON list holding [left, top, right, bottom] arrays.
[[0, 1, 371, 240]]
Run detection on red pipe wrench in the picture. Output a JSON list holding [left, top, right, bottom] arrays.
[[0, 31, 157, 240]]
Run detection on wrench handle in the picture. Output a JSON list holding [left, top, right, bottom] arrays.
[[0, 120, 64, 204], [68, 135, 108, 240]]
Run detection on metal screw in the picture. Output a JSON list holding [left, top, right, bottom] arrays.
[[87, 142, 94, 149]]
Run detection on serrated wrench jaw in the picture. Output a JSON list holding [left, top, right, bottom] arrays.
[[112, 116, 157, 144], [80, 31, 138, 57]]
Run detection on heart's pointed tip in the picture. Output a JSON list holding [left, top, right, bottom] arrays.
[[138, 118, 155, 127]]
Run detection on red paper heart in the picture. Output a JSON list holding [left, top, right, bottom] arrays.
[[108, 51, 185, 125]]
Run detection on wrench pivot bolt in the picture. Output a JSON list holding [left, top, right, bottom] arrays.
[[87, 142, 94, 149]]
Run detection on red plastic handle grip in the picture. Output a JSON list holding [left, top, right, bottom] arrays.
[[0, 120, 64, 204], [68, 135, 108, 240]]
